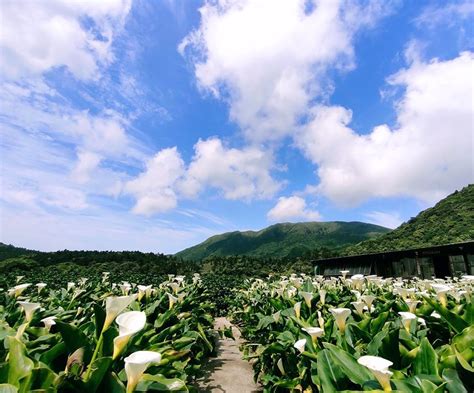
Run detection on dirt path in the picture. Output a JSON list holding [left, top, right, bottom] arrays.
[[195, 317, 262, 393]]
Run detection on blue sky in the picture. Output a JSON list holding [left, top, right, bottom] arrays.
[[0, 0, 473, 253]]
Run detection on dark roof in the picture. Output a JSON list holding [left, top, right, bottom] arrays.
[[313, 241, 474, 264]]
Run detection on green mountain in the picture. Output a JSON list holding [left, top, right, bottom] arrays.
[[345, 184, 474, 255], [175, 221, 390, 260]]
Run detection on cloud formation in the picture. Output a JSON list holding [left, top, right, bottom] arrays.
[[180, 0, 394, 142], [0, 0, 132, 80], [296, 52, 474, 205], [124, 138, 281, 215], [267, 196, 321, 222]]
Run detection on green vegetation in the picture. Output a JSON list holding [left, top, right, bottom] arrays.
[[176, 221, 390, 260], [235, 274, 473, 392], [346, 185, 474, 255]]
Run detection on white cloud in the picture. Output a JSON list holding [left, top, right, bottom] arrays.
[[415, 1, 474, 29], [267, 196, 321, 222], [124, 138, 282, 215], [180, 0, 394, 142], [0, 0, 132, 80], [180, 138, 281, 200], [296, 52, 474, 205], [124, 147, 185, 215], [364, 211, 403, 229]]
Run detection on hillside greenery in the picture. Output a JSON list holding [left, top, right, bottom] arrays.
[[175, 221, 390, 260], [345, 184, 474, 255]]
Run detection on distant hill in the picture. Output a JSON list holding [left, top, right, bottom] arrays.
[[175, 221, 390, 260], [0, 242, 35, 261], [345, 184, 474, 255]]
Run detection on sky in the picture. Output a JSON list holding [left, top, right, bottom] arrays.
[[0, 0, 473, 254]]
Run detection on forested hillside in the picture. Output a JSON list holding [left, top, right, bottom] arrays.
[[176, 221, 389, 260], [345, 184, 474, 255]]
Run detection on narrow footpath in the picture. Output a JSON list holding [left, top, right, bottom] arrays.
[[195, 317, 262, 393]]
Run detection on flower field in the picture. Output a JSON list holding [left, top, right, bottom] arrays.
[[0, 271, 473, 392], [0, 274, 215, 392], [233, 273, 473, 392]]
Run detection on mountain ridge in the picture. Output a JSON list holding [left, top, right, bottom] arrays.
[[175, 221, 390, 260]]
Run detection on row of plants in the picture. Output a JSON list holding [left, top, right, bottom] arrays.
[[233, 273, 473, 392], [0, 273, 215, 392]]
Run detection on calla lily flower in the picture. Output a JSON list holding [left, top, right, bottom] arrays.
[[361, 295, 376, 309], [8, 283, 31, 297], [300, 291, 313, 308], [67, 282, 75, 291], [340, 270, 350, 279], [168, 293, 178, 309], [277, 358, 285, 375], [124, 351, 162, 393], [36, 283, 47, 293], [319, 289, 327, 305], [358, 355, 393, 391], [16, 275, 25, 283], [404, 299, 420, 313], [317, 311, 325, 329], [294, 338, 306, 354], [120, 282, 132, 295], [41, 316, 56, 331], [168, 282, 180, 294], [330, 308, 351, 332], [351, 301, 366, 316], [398, 311, 417, 332], [351, 275, 365, 290], [137, 285, 152, 301], [18, 301, 40, 322], [294, 301, 301, 319], [302, 327, 324, 342], [431, 284, 451, 307], [272, 310, 281, 323], [113, 311, 146, 359], [104, 295, 137, 331]]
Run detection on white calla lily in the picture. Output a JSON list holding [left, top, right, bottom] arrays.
[[104, 295, 137, 331], [302, 327, 324, 342], [300, 291, 313, 308], [272, 310, 281, 323], [358, 355, 393, 391], [351, 301, 366, 316], [124, 351, 162, 393], [361, 295, 376, 309], [168, 293, 178, 309], [330, 308, 351, 332], [294, 338, 306, 354], [41, 316, 56, 331], [277, 358, 285, 375], [8, 283, 31, 297], [36, 283, 47, 294], [319, 289, 327, 305], [294, 301, 301, 319], [18, 301, 40, 322], [398, 311, 417, 332], [113, 311, 146, 359]]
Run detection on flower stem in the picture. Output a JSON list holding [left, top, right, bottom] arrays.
[[84, 332, 104, 380]]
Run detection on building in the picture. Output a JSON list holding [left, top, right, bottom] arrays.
[[313, 241, 474, 278]]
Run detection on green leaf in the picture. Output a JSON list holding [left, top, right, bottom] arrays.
[[413, 338, 438, 376], [6, 337, 34, 390], [85, 357, 113, 393], [93, 303, 106, 338], [442, 368, 467, 393], [0, 384, 18, 393], [323, 343, 373, 386], [423, 296, 468, 334], [55, 321, 90, 357], [137, 374, 188, 391], [317, 349, 338, 392]]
